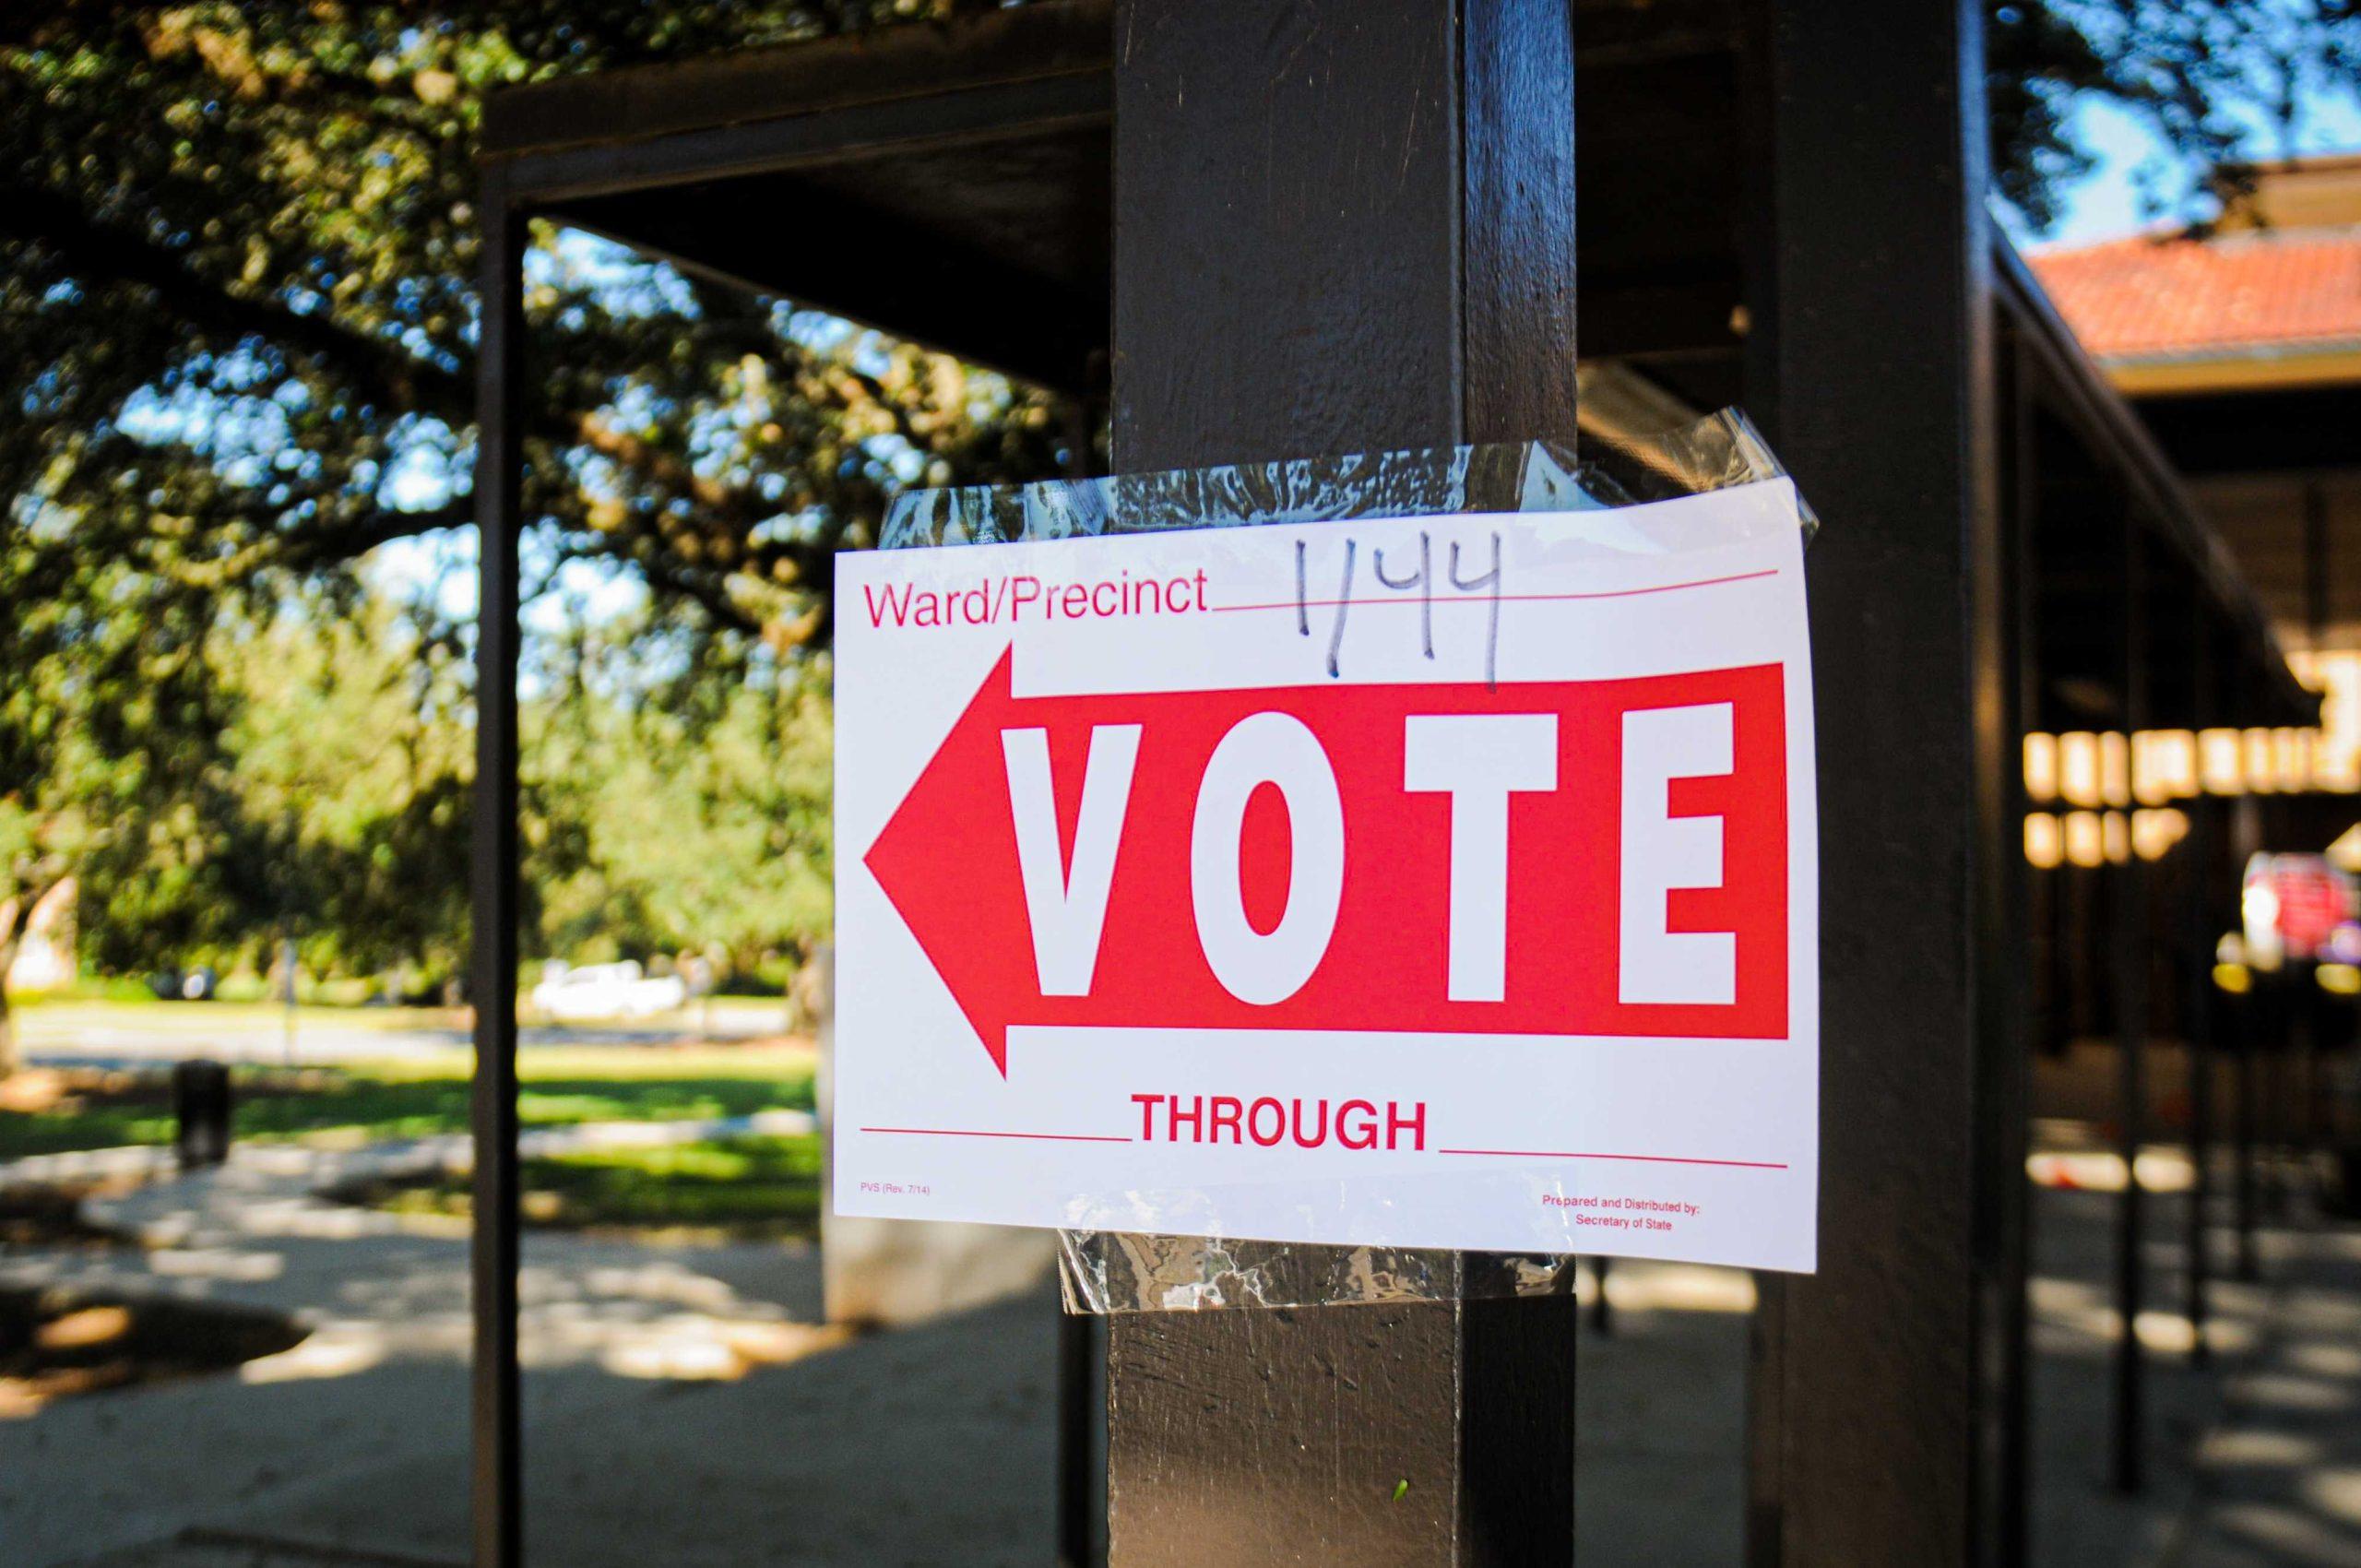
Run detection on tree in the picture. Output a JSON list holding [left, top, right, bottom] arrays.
[[2, 1, 2355, 1075], [1993, 1, 2361, 233], [0, 4, 1067, 1065], [528, 606, 835, 975], [0, 3, 1071, 649], [1, 0, 2347, 674], [212, 591, 477, 985], [0, 537, 247, 1075]]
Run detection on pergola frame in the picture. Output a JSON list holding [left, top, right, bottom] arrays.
[[469, 4, 2311, 1564]]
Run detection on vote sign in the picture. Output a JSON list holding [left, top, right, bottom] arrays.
[[835, 479, 1819, 1269]]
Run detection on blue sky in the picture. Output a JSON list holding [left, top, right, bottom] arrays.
[[2022, 87, 2361, 249]]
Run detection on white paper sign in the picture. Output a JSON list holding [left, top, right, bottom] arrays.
[[833, 479, 1819, 1270]]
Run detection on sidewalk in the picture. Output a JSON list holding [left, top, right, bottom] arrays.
[[2027, 1160, 2361, 1568], [2172, 1214, 2361, 1565], [6, 1140, 2361, 1565]]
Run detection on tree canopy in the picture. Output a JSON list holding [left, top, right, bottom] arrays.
[[1990, 0, 2361, 232], [0, 1, 1071, 650], [0, 1, 1064, 1032], [1, 0, 2355, 1045]]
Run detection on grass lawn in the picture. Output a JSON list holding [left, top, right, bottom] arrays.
[[11, 997, 460, 1051], [0, 1046, 816, 1162], [338, 1134, 822, 1242], [15, 992, 790, 1035]]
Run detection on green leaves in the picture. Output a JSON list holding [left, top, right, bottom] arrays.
[[523, 607, 836, 972], [0, 6, 1064, 989], [1991, 1, 2361, 234], [10, 0, 2344, 994], [0, 3, 1071, 667]]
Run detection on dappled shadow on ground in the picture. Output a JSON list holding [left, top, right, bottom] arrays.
[[12, 1133, 2361, 1568], [2030, 1178, 2239, 1568], [2029, 1148, 2361, 1568], [0, 1284, 306, 1415], [1, 1268, 1055, 1567], [0, 1139, 1054, 1567], [2, 1139, 1762, 1568], [0, 1181, 129, 1248], [2173, 1218, 2361, 1567]]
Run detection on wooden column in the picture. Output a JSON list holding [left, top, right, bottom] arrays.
[[2266, 963, 2291, 1220], [2183, 635, 2219, 1365], [2296, 965, 2324, 1162], [2110, 526, 2150, 1496], [468, 168, 526, 1568], [1741, 0, 2009, 1562], [1105, 2, 1579, 1562], [2231, 795, 2262, 1281], [1991, 332, 2041, 1568]]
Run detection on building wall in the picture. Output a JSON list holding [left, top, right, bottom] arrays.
[[2217, 153, 2361, 232], [4, 878, 77, 993]]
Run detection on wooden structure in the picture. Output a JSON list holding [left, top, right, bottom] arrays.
[[471, 2, 2312, 1562]]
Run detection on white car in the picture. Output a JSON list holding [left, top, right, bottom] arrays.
[[531, 960, 688, 1021]]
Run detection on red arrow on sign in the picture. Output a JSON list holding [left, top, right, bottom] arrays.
[[863, 647, 1788, 1075]]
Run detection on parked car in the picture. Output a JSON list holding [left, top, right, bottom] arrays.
[[530, 960, 687, 1020], [145, 966, 218, 1002]]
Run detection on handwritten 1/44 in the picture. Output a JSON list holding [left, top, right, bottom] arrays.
[[1298, 529, 1503, 684]]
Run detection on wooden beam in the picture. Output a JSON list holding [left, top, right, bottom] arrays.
[[552, 166, 1108, 395], [482, 0, 1113, 155], [502, 71, 1108, 208], [2231, 792, 2265, 1284]]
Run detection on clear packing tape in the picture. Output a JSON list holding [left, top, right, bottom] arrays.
[[878, 410, 1811, 1313], [883, 410, 1813, 551]]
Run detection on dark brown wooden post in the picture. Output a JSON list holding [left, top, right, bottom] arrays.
[[2296, 959, 2324, 1162], [1104, 2, 1579, 1561], [2183, 632, 2219, 1365], [1993, 331, 2041, 1568], [469, 167, 527, 1568], [2268, 959, 2292, 1221], [1740, 0, 2011, 1562], [2231, 794, 2262, 1280], [2111, 523, 2150, 1497]]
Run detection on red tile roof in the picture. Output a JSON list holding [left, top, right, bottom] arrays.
[[2030, 227, 2361, 362]]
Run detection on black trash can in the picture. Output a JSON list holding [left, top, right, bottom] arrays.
[[173, 1058, 233, 1169]]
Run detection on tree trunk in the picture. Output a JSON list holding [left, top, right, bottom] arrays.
[[0, 945, 18, 1083], [0, 880, 55, 1083]]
